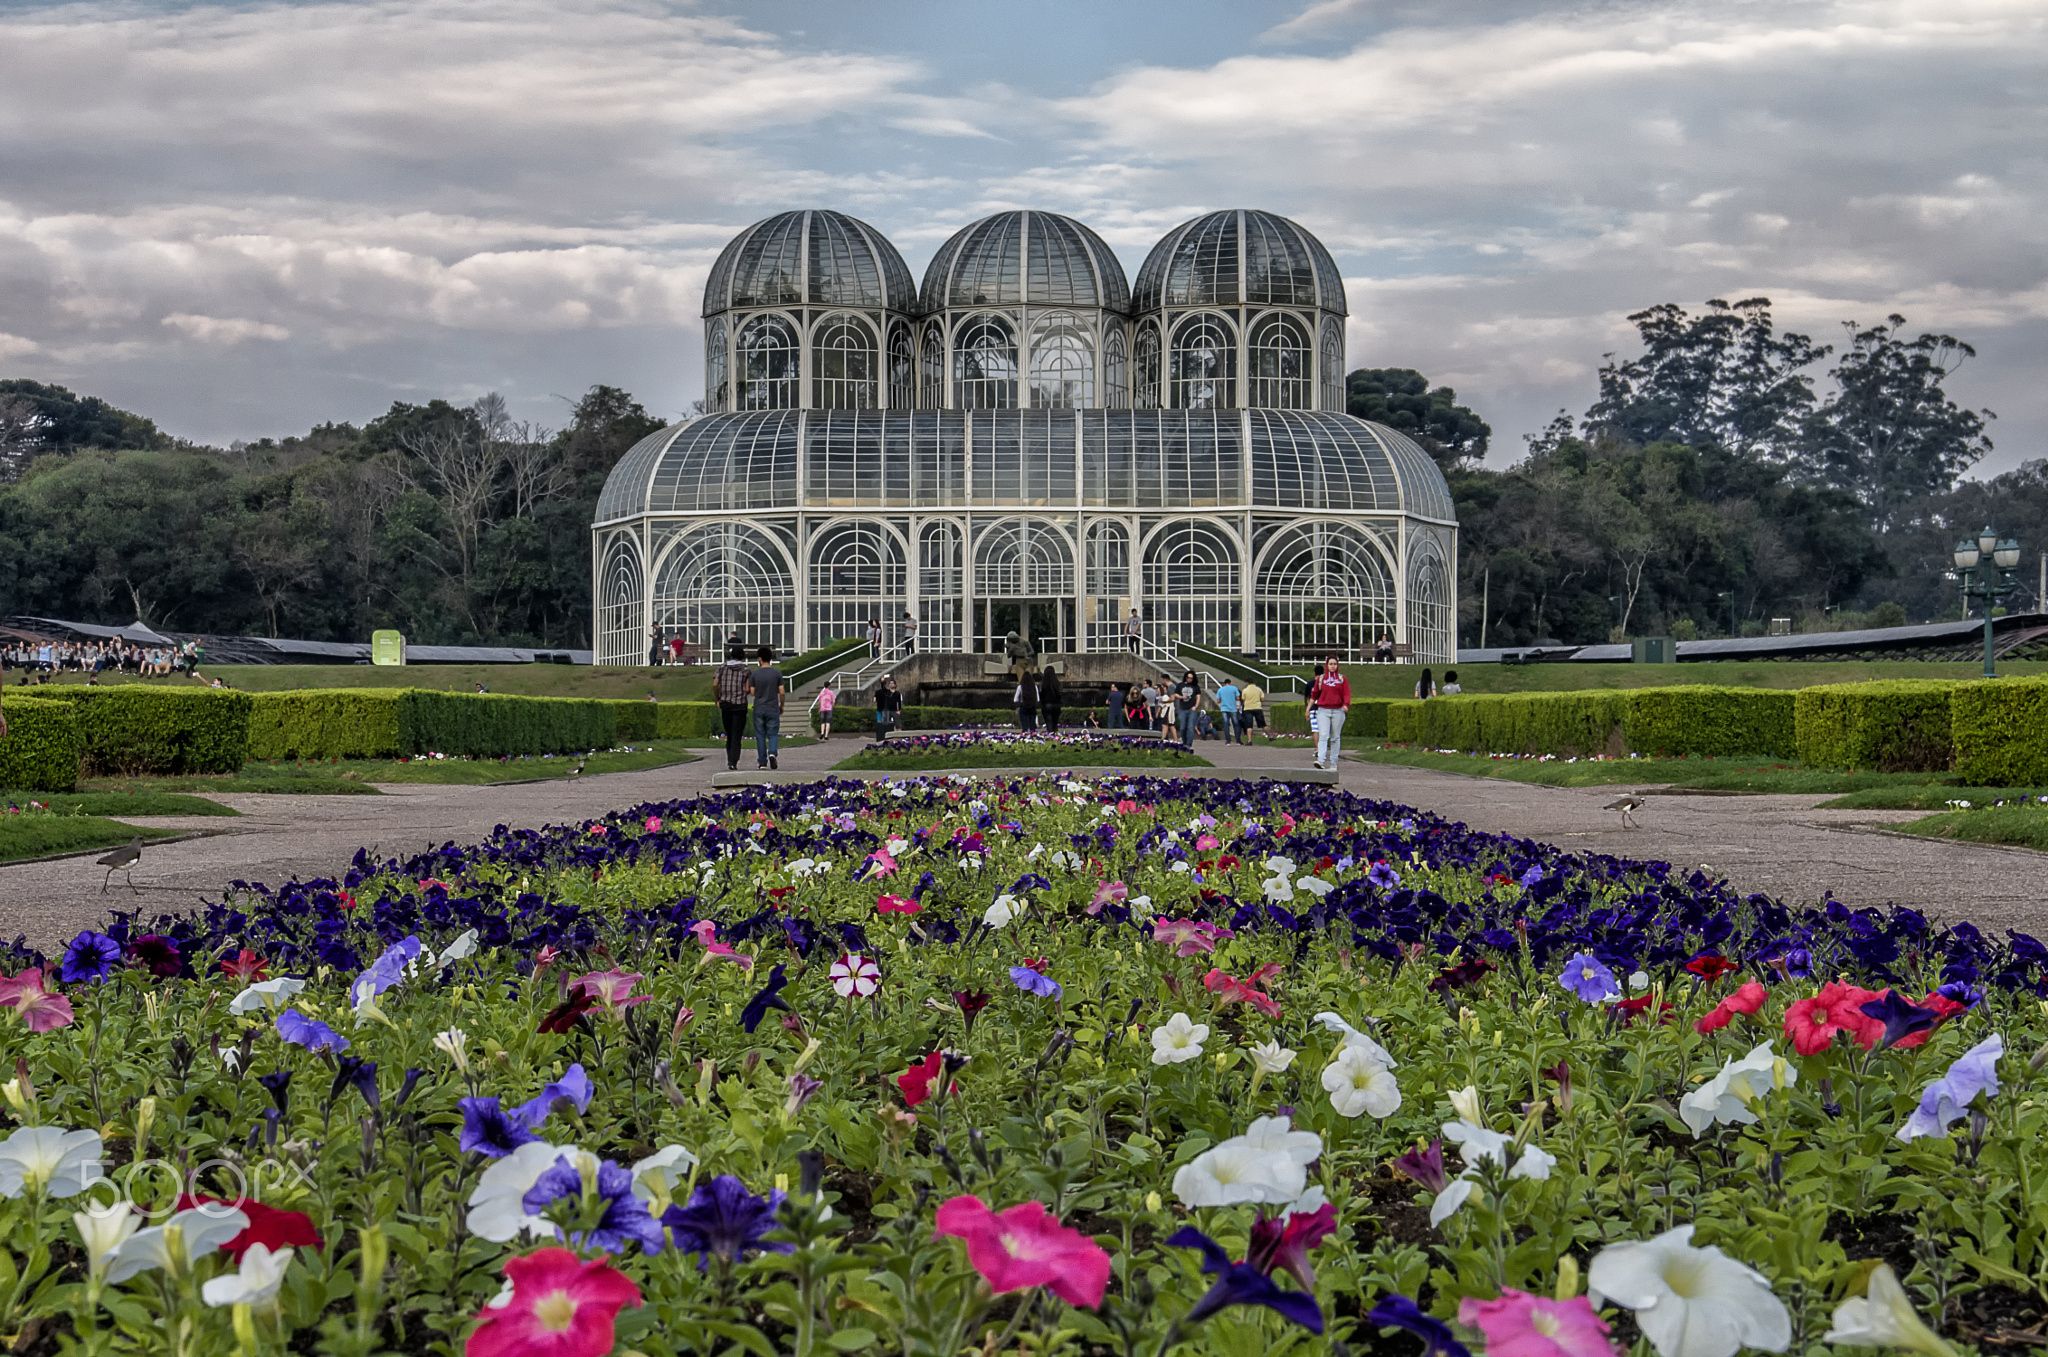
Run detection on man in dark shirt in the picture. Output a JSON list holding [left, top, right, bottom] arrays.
[[713, 643, 753, 771], [750, 646, 785, 770]]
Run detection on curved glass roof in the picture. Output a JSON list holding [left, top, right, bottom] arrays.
[[702, 210, 916, 317], [1132, 209, 1348, 315], [596, 410, 1451, 522], [919, 210, 1131, 312]]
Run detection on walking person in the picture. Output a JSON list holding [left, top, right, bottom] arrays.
[[815, 682, 837, 740], [874, 676, 903, 740], [1215, 675, 1241, 744], [1239, 680, 1266, 743], [750, 646, 785, 770], [1106, 683, 1125, 730], [900, 611, 918, 654], [1139, 678, 1161, 733], [1172, 670, 1201, 751], [1124, 608, 1143, 655], [1414, 667, 1436, 700], [1040, 667, 1062, 732], [1014, 671, 1039, 732], [714, 642, 752, 771], [1309, 655, 1351, 771]]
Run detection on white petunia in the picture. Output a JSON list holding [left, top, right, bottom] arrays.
[[200, 1243, 293, 1308], [1150, 1013, 1209, 1065], [1429, 1178, 1478, 1226], [73, 1205, 141, 1276], [1310, 1011, 1398, 1069], [1262, 875, 1295, 903], [228, 977, 305, 1014], [1823, 1263, 1956, 1357], [1247, 1040, 1297, 1074], [465, 1142, 576, 1243], [1296, 875, 1334, 899], [1679, 1042, 1796, 1137], [983, 894, 1021, 928], [1447, 1084, 1483, 1123], [1172, 1141, 1307, 1208], [1322, 1047, 1402, 1119], [434, 929, 480, 968], [1234, 1116, 1323, 1168], [629, 1144, 699, 1211], [1589, 1224, 1792, 1357], [0, 1126, 104, 1199], [105, 1207, 249, 1284], [433, 1028, 470, 1072]]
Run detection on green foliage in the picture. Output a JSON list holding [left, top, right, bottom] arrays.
[[1794, 681, 1959, 772], [655, 702, 720, 739], [0, 695, 81, 791], [1622, 686, 1796, 759], [42, 687, 252, 775], [1951, 679, 2048, 784], [603, 699, 660, 741], [834, 745, 1206, 771], [395, 691, 615, 758], [248, 690, 407, 760], [815, 705, 1012, 734], [0, 813, 176, 864], [1345, 367, 1490, 470], [1267, 699, 1392, 739]]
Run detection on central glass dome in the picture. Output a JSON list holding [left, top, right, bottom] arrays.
[[918, 210, 1130, 311]]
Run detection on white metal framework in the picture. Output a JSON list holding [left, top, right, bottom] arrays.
[[601, 206, 1458, 664]]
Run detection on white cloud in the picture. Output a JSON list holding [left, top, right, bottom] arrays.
[[161, 314, 290, 344], [0, 332, 38, 362]]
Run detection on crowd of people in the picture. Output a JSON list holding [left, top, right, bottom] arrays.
[[3, 636, 209, 684]]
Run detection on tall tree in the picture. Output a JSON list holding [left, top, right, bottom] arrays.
[[1802, 315, 1994, 530], [1345, 367, 1490, 471]]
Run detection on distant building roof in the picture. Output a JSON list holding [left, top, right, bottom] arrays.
[[1462, 612, 2048, 665], [4, 617, 590, 666]]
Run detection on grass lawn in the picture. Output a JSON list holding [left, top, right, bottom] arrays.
[[1263, 658, 2048, 699], [1349, 744, 1960, 794], [1814, 785, 2048, 810], [85, 741, 700, 795], [0, 815, 181, 866], [3, 790, 237, 817], [86, 767, 386, 796], [1898, 804, 2048, 851], [834, 746, 1210, 771]]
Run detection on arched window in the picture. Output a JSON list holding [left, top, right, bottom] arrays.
[[1170, 313, 1235, 410], [813, 315, 877, 410], [736, 315, 800, 410], [1254, 520, 1393, 659], [919, 324, 945, 409], [807, 520, 905, 642], [1142, 518, 1241, 646], [974, 519, 1073, 596], [919, 521, 964, 652], [704, 317, 728, 413], [1084, 519, 1130, 649], [652, 521, 795, 655], [887, 322, 914, 410], [1407, 537, 1455, 665], [1029, 312, 1094, 408], [1321, 318, 1345, 412], [597, 533, 644, 666], [1103, 326, 1128, 409], [1247, 313, 1311, 409], [1133, 321, 1161, 409], [954, 314, 1018, 410]]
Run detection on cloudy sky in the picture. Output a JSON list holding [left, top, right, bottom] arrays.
[[2, 0, 2043, 471]]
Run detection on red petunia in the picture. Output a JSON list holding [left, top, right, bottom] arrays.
[[1613, 994, 1675, 1026], [537, 988, 598, 1035], [178, 1194, 323, 1262], [1695, 980, 1770, 1034], [1201, 964, 1284, 1018], [898, 1051, 945, 1108], [1685, 954, 1738, 981], [1782, 980, 1885, 1055], [217, 949, 269, 981]]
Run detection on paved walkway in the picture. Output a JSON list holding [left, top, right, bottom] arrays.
[[2, 737, 2039, 946]]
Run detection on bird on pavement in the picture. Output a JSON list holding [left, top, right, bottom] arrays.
[[98, 837, 143, 893], [568, 756, 588, 779], [1603, 794, 1646, 830]]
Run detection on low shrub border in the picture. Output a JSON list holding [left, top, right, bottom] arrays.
[[1795, 679, 1959, 772], [0, 695, 83, 792], [1951, 676, 2048, 784], [1387, 685, 1795, 759], [39, 686, 252, 775]]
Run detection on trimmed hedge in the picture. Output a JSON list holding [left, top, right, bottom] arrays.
[[1795, 681, 1958, 772], [1951, 678, 2048, 784], [249, 690, 407, 760], [655, 702, 720, 740], [603, 700, 660, 742], [1623, 687, 1796, 759], [41, 687, 252, 775], [1269, 700, 1393, 740], [0, 696, 83, 792], [1385, 686, 1791, 759], [397, 691, 613, 758]]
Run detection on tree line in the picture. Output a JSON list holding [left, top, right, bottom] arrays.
[[0, 297, 2014, 648]]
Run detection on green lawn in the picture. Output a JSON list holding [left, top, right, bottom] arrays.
[[82, 741, 699, 795], [1349, 744, 1950, 794], [1267, 658, 2048, 700], [1898, 804, 2048, 851], [1814, 785, 2048, 811], [0, 816, 181, 866], [834, 747, 1210, 771], [3, 790, 237, 817], [85, 767, 386, 796]]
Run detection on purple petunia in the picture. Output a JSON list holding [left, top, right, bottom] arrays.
[[1166, 1226, 1323, 1335], [663, 1174, 791, 1269], [1898, 1034, 2004, 1142], [523, 1155, 666, 1254], [274, 1008, 349, 1053], [1367, 1293, 1474, 1357], [58, 930, 123, 984], [1009, 965, 1062, 1000], [1558, 952, 1621, 1004]]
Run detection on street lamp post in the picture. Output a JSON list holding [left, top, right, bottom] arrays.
[[1952, 526, 2023, 679]]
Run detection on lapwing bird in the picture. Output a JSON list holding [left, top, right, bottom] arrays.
[[569, 756, 588, 779], [98, 837, 143, 893], [1603, 794, 1646, 830]]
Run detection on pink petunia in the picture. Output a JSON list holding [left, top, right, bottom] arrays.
[[933, 1196, 1110, 1309], [465, 1248, 641, 1357], [701, 942, 755, 973], [643, 816, 663, 833], [1201, 964, 1284, 1018], [1695, 981, 1770, 1034], [1458, 1289, 1617, 1357], [569, 969, 652, 1014], [688, 920, 718, 945], [867, 848, 899, 878], [0, 969, 73, 1033], [1152, 918, 1234, 958], [1783, 980, 1885, 1055], [876, 894, 921, 915]]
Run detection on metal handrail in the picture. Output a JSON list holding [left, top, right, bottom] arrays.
[[1172, 640, 1309, 698], [808, 640, 914, 716], [784, 637, 871, 691]]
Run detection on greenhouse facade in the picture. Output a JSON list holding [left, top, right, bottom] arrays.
[[593, 207, 1458, 665]]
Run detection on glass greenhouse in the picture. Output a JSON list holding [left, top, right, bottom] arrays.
[[594, 208, 1457, 664]]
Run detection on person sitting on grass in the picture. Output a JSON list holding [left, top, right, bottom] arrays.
[[1440, 669, 1462, 695]]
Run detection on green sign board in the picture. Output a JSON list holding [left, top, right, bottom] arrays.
[[370, 630, 406, 666]]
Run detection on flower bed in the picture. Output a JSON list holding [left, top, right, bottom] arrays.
[[0, 774, 2044, 1355], [836, 729, 1209, 770]]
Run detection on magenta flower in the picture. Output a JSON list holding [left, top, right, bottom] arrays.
[[1088, 881, 1128, 916], [1457, 1289, 1617, 1357], [1391, 1139, 1449, 1193], [933, 1196, 1110, 1309], [1153, 918, 1234, 957], [0, 969, 74, 1033], [570, 969, 652, 1015]]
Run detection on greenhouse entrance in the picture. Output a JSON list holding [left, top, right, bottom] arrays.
[[977, 598, 1074, 654]]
